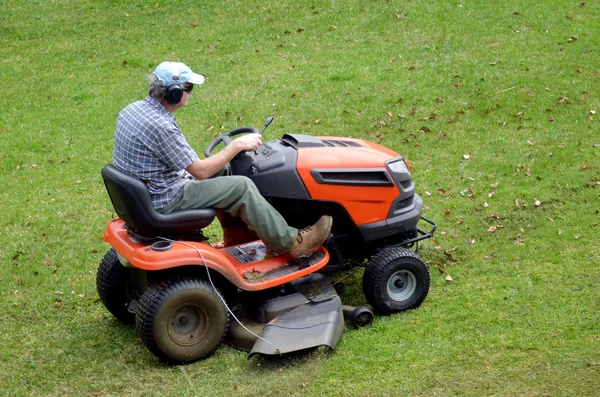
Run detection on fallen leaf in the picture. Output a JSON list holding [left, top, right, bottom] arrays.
[[548, 117, 556, 122], [488, 226, 497, 232], [568, 35, 578, 41], [490, 182, 499, 188]]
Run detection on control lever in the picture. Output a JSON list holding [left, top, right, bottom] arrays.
[[255, 116, 274, 155]]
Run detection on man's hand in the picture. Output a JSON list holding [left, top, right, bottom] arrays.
[[186, 133, 262, 180], [233, 133, 262, 152]]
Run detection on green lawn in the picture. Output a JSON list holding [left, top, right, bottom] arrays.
[[1, 0, 598, 396]]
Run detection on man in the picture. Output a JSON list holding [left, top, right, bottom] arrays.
[[112, 61, 332, 259]]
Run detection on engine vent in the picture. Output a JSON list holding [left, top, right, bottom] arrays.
[[399, 179, 412, 189], [396, 196, 414, 210], [311, 169, 394, 187], [321, 139, 364, 147]]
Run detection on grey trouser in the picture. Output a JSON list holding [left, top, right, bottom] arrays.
[[159, 171, 297, 253]]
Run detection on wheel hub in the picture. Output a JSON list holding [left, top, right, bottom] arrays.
[[386, 270, 417, 302], [168, 305, 209, 346]]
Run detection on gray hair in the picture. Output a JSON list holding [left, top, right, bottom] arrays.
[[148, 74, 167, 101]]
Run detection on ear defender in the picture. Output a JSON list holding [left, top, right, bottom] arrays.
[[164, 84, 183, 105], [163, 67, 183, 105]]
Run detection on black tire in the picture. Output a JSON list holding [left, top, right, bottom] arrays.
[[136, 277, 229, 364], [96, 248, 138, 325], [362, 248, 430, 315]]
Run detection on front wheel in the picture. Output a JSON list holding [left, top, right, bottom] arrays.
[[362, 248, 430, 315], [136, 277, 229, 364]]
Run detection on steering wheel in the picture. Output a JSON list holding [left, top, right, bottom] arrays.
[[203, 126, 260, 158]]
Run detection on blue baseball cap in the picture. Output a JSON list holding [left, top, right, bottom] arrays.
[[152, 61, 205, 87]]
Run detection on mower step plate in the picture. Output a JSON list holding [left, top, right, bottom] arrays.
[[248, 274, 345, 357], [241, 251, 325, 283]]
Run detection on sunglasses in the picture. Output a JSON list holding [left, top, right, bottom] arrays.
[[182, 84, 194, 93]]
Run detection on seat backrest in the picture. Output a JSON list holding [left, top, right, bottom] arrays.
[[101, 164, 215, 235]]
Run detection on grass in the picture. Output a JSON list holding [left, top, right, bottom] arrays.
[[1, 0, 599, 396]]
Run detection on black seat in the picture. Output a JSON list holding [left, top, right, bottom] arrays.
[[101, 164, 215, 235]]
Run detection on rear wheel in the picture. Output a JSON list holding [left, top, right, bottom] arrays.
[[96, 248, 139, 324], [136, 277, 229, 364], [362, 248, 430, 315]]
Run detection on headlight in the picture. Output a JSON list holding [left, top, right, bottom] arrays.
[[387, 159, 410, 175]]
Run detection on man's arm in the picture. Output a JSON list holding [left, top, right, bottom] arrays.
[[185, 133, 262, 180]]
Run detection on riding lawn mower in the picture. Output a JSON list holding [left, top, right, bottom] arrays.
[[97, 117, 437, 364]]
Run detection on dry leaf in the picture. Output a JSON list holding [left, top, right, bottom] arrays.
[[488, 226, 497, 232]]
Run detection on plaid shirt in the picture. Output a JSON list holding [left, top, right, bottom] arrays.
[[112, 96, 198, 209]]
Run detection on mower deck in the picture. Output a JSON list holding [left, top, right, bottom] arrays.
[[228, 273, 345, 357]]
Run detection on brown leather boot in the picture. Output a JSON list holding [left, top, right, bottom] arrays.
[[287, 215, 333, 259]]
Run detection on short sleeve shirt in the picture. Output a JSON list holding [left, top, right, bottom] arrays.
[[112, 96, 198, 209]]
